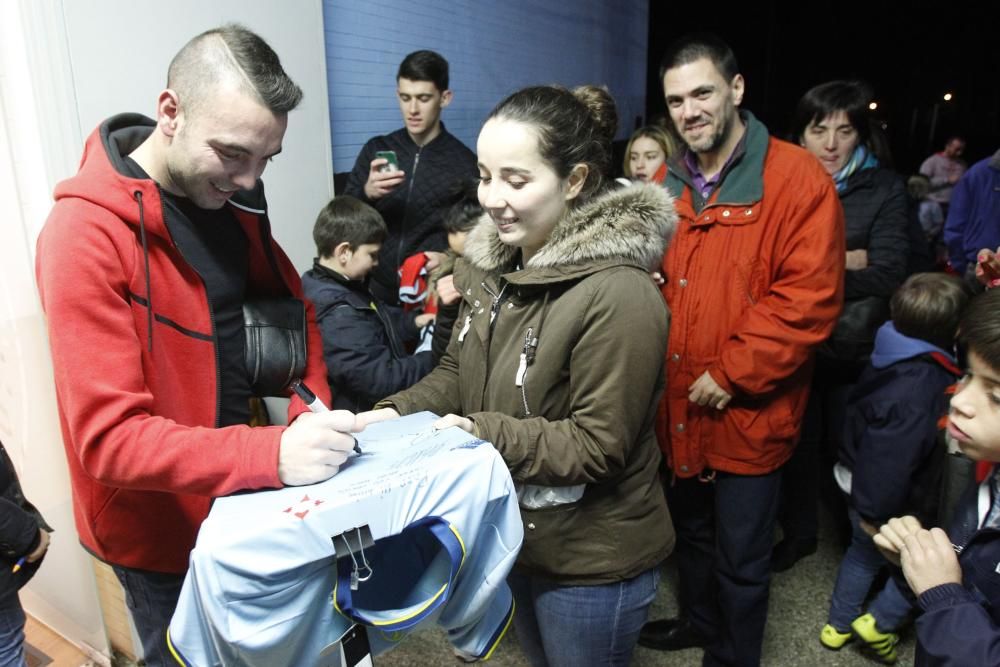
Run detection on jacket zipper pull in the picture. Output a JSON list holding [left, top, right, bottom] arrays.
[[515, 354, 527, 387], [515, 327, 536, 387], [457, 314, 472, 342]]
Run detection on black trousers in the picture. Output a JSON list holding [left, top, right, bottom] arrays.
[[668, 467, 783, 667]]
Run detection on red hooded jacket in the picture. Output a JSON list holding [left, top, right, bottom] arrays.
[[35, 115, 330, 573]]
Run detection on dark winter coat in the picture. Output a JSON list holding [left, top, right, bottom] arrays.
[[1, 441, 51, 605], [839, 322, 961, 524], [840, 167, 911, 300], [915, 472, 1000, 666], [301, 262, 433, 412], [382, 183, 678, 584], [343, 126, 477, 301]]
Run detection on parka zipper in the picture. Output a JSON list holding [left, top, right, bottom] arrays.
[[515, 327, 538, 416]]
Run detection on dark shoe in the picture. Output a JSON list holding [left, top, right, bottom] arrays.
[[637, 617, 709, 651], [771, 538, 818, 572]]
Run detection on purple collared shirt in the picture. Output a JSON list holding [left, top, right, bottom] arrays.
[[683, 149, 738, 201]]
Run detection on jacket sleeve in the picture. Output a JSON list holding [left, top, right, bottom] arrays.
[[343, 140, 376, 202], [319, 305, 434, 406], [431, 301, 460, 364], [473, 271, 668, 486], [0, 498, 40, 559], [35, 206, 283, 497], [914, 583, 1000, 666], [712, 176, 846, 397], [943, 174, 973, 272], [851, 401, 942, 523], [382, 303, 422, 344], [844, 176, 911, 299]]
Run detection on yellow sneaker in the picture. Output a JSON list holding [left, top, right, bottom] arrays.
[[820, 624, 853, 650], [851, 613, 899, 664]]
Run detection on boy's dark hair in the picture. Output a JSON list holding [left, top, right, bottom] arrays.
[[958, 288, 1000, 372], [891, 272, 969, 350], [659, 32, 739, 82], [397, 50, 449, 91], [443, 180, 483, 234], [312, 196, 387, 258]]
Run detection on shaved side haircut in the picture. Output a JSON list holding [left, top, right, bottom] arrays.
[[167, 23, 303, 118]]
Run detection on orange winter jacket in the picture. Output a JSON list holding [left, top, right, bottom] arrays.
[[657, 112, 845, 477]]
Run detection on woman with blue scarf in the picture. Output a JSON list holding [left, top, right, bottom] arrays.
[[773, 80, 912, 573]]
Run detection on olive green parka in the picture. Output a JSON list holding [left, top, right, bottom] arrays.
[[383, 182, 677, 584]]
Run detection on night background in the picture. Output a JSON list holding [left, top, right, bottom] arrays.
[[645, 1, 1000, 174]]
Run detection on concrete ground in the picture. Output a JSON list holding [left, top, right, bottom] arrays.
[[378, 506, 915, 666]]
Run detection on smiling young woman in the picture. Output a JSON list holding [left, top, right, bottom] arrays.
[[364, 84, 679, 666]]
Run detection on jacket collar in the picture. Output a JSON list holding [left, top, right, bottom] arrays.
[[666, 110, 769, 209], [462, 182, 676, 283]]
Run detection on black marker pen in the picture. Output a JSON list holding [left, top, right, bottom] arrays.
[[290, 380, 363, 455]]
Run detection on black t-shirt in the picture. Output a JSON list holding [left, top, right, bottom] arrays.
[[124, 158, 252, 427]]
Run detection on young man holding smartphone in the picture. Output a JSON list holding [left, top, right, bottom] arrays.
[[343, 50, 477, 305]]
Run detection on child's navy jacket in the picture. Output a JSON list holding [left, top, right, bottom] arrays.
[[839, 321, 961, 524], [302, 262, 434, 411], [915, 469, 1000, 666]]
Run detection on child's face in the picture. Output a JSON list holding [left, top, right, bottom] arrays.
[[949, 350, 1000, 462], [448, 230, 469, 256], [340, 243, 381, 281]]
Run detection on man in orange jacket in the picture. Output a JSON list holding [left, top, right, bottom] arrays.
[[639, 34, 845, 666]]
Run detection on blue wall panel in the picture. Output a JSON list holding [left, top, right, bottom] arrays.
[[323, 0, 649, 173]]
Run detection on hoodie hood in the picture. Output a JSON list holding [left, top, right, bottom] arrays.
[[870, 321, 956, 369], [54, 114, 168, 238], [463, 182, 676, 277]]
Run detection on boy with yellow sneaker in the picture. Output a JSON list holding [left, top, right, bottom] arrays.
[[820, 274, 968, 663]]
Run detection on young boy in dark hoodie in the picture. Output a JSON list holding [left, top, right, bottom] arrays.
[[876, 285, 1000, 666], [301, 196, 435, 412], [821, 273, 968, 663]]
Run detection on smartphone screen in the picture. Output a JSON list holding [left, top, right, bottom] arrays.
[[375, 150, 399, 174]]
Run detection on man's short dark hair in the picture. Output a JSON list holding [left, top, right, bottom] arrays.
[[959, 288, 1000, 373], [168, 23, 303, 117], [397, 50, 449, 91], [659, 32, 739, 82], [891, 272, 969, 350], [313, 196, 387, 258]]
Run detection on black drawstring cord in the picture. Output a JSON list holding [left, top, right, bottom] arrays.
[[134, 190, 153, 352]]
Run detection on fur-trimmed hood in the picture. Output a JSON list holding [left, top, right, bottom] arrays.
[[463, 182, 676, 274]]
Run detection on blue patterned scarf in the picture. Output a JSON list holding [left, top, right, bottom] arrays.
[[832, 144, 879, 192]]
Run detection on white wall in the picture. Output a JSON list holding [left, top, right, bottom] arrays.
[[0, 0, 333, 657], [62, 1, 335, 271]]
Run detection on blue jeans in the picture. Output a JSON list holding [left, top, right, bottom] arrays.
[[669, 468, 783, 667], [112, 566, 185, 667], [508, 566, 660, 667], [0, 599, 26, 667], [827, 507, 912, 631]]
